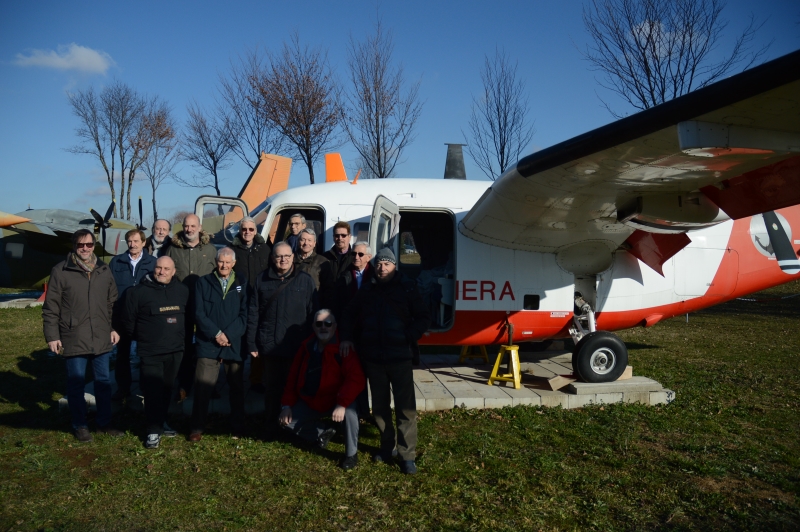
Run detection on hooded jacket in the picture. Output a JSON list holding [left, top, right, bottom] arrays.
[[194, 270, 248, 361], [281, 333, 365, 413], [232, 233, 272, 292], [246, 265, 317, 358], [165, 230, 216, 295], [42, 254, 117, 357], [340, 271, 431, 364], [123, 275, 190, 357]]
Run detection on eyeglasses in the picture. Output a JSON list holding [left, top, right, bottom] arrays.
[[334, 233, 349, 239], [76, 242, 95, 249], [314, 320, 334, 328], [351, 251, 367, 257], [275, 254, 293, 260], [241, 227, 256, 232]]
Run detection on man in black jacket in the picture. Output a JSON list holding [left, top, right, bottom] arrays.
[[247, 242, 316, 436], [232, 216, 272, 393], [189, 247, 248, 441], [340, 248, 430, 474], [319, 221, 354, 312], [124, 256, 189, 449]]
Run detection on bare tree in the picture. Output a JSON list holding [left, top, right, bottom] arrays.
[[582, 0, 768, 115], [137, 102, 179, 221], [67, 81, 148, 219], [255, 34, 341, 184], [340, 22, 423, 179], [463, 49, 536, 181], [178, 102, 233, 196], [218, 49, 285, 169]]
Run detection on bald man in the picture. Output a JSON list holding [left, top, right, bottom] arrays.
[[124, 256, 190, 449], [167, 214, 217, 400]]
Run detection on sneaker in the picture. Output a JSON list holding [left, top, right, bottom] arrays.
[[74, 427, 93, 443], [339, 454, 358, 471], [400, 460, 418, 475], [316, 428, 336, 449], [97, 425, 124, 437], [162, 423, 177, 438], [372, 449, 398, 463], [145, 433, 160, 449]]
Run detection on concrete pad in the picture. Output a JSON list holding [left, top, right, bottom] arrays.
[[651, 390, 676, 405], [501, 386, 542, 407], [537, 389, 569, 408], [622, 391, 651, 404], [566, 376, 663, 395], [568, 393, 596, 409], [594, 392, 624, 404]]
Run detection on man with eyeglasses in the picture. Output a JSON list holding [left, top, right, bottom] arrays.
[[232, 216, 272, 393], [247, 242, 317, 438], [285, 214, 306, 253], [43, 229, 123, 442], [279, 309, 365, 470], [319, 221, 355, 314], [145, 219, 172, 258]]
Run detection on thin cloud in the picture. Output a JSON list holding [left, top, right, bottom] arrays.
[[15, 43, 115, 74]]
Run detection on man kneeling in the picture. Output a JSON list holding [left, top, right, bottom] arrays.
[[279, 309, 364, 470]]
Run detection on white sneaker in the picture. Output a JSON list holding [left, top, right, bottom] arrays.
[[145, 433, 160, 449], [162, 423, 177, 438]]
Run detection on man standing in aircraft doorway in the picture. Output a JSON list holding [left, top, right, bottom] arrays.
[[340, 248, 430, 474], [285, 214, 306, 253], [166, 214, 216, 402]]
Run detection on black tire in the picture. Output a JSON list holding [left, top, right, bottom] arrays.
[[572, 331, 628, 383]]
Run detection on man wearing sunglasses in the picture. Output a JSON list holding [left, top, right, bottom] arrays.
[[319, 221, 355, 312], [279, 309, 365, 470], [43, 229, 123, 442], [247, 242, 317, 438]]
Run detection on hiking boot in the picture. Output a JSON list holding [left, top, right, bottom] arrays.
[[162, 423, 177, 438], [74, 427, 93, 443], [400, 460, 418, 475], [339, 454, 358, 471], [317, 428, 336, 449], [97, 426, 124, 437], [144, 433, 160, 449]]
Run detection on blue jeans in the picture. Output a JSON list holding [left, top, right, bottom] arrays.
[[65, 352, 113, 429]]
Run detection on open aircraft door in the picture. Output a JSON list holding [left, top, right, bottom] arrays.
[[194, 195, 249, 246], [369, 195, 400, 262]]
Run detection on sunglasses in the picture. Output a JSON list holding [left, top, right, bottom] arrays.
[[351, 251, 367, 257], [314, 320, 334, 328], [76, 242, 95, 249], [241, 227, 256, 232], [334, 233, 349, 239]]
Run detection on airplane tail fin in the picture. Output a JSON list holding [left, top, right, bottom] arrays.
[[325, 153, 349, 182], [237, 153, 293, 211]]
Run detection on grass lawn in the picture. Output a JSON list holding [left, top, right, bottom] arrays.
[[1, 282, 799, 531]]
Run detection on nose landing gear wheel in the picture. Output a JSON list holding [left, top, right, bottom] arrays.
[[572, 331, 628, 383]]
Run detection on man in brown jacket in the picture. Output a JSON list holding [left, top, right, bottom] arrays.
[[42, 229, 124, 442]]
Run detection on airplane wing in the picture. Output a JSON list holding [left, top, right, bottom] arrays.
[[459, 50, 800, 275]]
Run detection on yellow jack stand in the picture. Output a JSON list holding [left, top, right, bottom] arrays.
[[459, 345, 489, 364], [487, 345, 522, 389]]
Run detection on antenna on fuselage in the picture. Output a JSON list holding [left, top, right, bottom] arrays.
[[444, 143, 467, 179]]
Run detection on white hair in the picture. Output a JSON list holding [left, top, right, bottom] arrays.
[[240, 216, 257, 228], [217, 247, 236, 260], [300, 227, 316, 241], [314, 308, 336, 322], [353, 241, 372, 256]]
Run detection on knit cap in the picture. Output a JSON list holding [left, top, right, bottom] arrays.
[[375, 247, 396, 264]]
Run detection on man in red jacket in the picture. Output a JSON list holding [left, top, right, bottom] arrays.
[[279, 309, 365, 470]]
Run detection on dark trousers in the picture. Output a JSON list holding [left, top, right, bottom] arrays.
[[114, 334, 133, 393], [362, 360, 418, 461], [140, 351, 182, 435], [262, 355, 293, 429], [177, 317, 196, 393], [283, 399, 360, 457], [191, 357, 245, 432], [65, 352, 112, 430]]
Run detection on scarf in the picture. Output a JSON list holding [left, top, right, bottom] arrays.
[[71, 252, 97, 273]]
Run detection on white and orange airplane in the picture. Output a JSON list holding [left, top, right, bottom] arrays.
[[198, 50, 800, 383]]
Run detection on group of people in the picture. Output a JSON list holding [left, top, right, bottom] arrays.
[[42, 213, 430, 473]]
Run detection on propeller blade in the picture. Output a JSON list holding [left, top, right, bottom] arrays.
[[102, 226, 107, 254], [138, 196, 143, 229], [89, 208, 105, 226], [103, 201, 115, 223], [762, 211, 800, 274]]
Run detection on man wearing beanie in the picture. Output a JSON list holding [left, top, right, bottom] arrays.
[[339, 247, 430, 474]]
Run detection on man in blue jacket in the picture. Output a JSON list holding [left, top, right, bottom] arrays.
[[109, 229, 156, 400], [189, 247, 249, 441]]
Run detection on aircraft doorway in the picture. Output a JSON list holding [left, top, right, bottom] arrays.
[[397, 210, 456, 332], [266, 206, 326, 255]]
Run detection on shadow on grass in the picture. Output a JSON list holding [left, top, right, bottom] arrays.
[[0, 348, 64, 430]]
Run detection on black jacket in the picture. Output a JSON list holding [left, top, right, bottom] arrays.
[[124, 275, 190, 357], [330, 263, 374, 322], [319, 245, 354, 312], [246, 266, 317, 358], [109, 251, 157, 328], [340, 271, 431, 364], [295, 250, 327, 291], [194, 271, 249, 361], [232, 234, 272, 293]]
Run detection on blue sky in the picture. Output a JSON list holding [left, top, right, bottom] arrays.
[[1, 0, 797, 222]]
